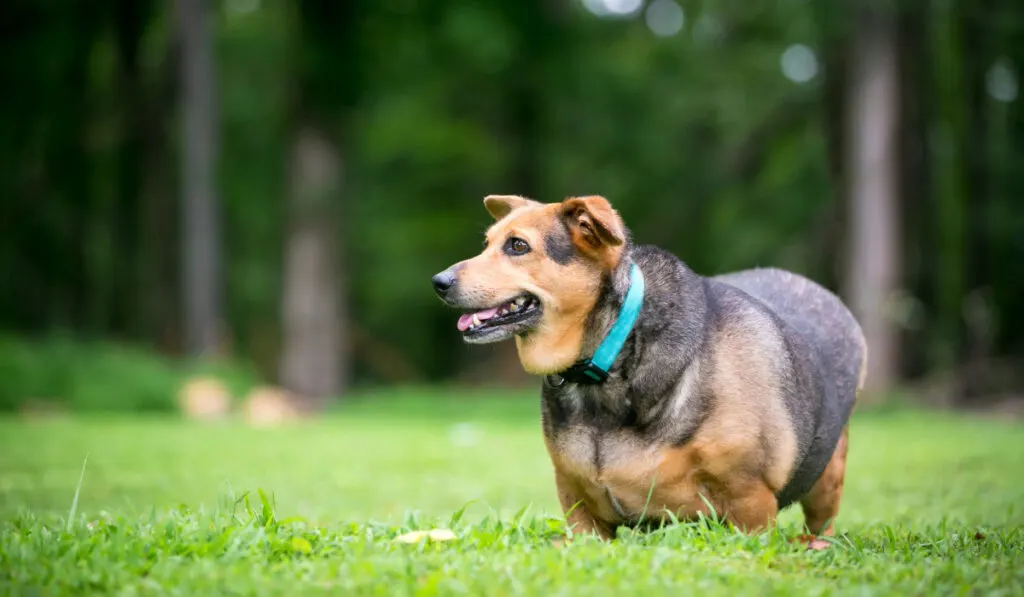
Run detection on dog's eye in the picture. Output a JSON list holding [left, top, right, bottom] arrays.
[[504, 237, 531, 256]]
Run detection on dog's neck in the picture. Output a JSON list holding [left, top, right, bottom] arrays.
[[513, 255, 632, 376], [514, 302, 599, 376], [515, 251, 641, 376]]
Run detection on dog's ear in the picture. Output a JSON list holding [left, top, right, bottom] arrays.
[[483, 195, 540, 221], [561, 196, 626, 255]]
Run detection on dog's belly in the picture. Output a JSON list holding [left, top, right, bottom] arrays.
[[551, 426, 709, 525]]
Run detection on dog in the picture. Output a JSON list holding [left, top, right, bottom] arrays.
[[432, 195, 866, 544]]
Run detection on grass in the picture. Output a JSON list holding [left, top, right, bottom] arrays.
[[1, 388, 1023, 595]]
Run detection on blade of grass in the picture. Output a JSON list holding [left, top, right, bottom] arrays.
[[65, 454, 89, 533], [635, 474, 658, 527]]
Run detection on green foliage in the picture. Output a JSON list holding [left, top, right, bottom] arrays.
[[3, 0, 1024, 390], [0, 335, 262, 413], [3, 505, 1022, 595], [1, 392, 1023, 594]]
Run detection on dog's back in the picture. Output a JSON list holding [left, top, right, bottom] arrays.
[[713, 267, 867, 507]]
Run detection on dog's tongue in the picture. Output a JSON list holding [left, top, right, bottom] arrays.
[[457, 307, 500, 332]]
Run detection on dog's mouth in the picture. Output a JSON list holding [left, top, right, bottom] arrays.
[[457, 293, 542, 343]]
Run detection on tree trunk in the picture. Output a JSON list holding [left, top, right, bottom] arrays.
[[278, 125, 347, 403], [844, 4, 902, 398], [814, 0, 848, 294], [958, 0, 994, 402], [897, 0, 934, 381], [929, 0, 970, 394], [143, 36, 182, 353], [178, 0, 222, 357], [111, 0, 152, 340]]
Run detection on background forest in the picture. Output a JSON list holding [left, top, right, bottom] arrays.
[[3, 0, 1023, 412]]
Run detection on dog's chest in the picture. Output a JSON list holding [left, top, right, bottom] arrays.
[[550, 424, 672, 522]]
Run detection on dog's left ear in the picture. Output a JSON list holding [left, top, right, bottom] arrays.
[[561, 196, 626, 252], [483, 195, 540, 220]]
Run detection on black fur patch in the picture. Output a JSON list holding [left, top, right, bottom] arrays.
[[544, 223, 576, 265], [541, 385, 573, 432]]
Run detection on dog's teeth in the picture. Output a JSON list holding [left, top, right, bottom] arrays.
[[472, 314, 481, 327], [510, 303, 520, 312], [515, 297, 526, 306]]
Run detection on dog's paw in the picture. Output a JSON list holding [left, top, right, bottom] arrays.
[[793, 533, 832, 551]]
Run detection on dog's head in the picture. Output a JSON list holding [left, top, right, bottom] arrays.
[[432, 195, 628, 374]]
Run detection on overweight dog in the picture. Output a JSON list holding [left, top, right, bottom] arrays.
[[432, 195, 866, 544]]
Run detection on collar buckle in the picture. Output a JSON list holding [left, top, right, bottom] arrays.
[[557, 360, 609, 385]]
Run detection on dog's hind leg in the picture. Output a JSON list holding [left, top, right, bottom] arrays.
[[798, 426, 849, 547]]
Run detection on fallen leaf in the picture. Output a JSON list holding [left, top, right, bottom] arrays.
[[394, 529, 457, 543]]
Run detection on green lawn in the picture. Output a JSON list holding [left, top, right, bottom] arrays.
[[1, 388, 1023, 595]]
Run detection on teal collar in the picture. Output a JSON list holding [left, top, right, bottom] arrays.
[[553, 263, 645, 385]]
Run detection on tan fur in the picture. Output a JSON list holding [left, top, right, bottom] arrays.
[[545, 424, 666, 523], [553, 468, 615, 539], [651, 436, 779, 532], [546, 424, 782, 532], [483, 194, 539, 220], [708, 316, 799, 493]]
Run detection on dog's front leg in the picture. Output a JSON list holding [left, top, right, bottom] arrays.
[[555, 470, 614, 540], [719, 480, 779, 534]]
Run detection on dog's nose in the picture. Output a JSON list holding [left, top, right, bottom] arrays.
[[432, 270, 456, 297]]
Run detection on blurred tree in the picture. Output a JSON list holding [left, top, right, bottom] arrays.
[[178, 0, 223, 357], [111, 0, 148, 338], [279, 124, 345, 403], [896, 0, 933, 382], [958, 0, 996, 401], [844, 1, 902, 396], [992, 0, 1024, 380], [277, 0, 361, 404], [2, 0, 1024, 408]]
